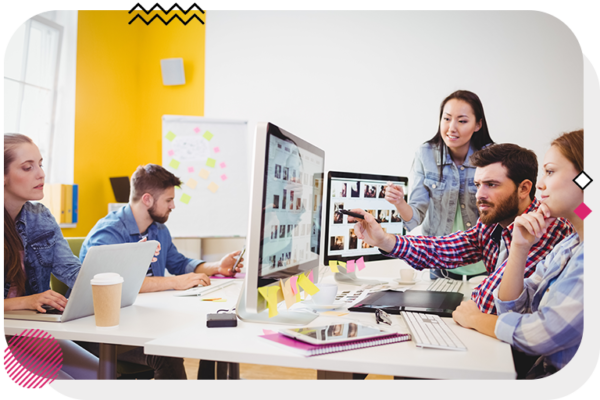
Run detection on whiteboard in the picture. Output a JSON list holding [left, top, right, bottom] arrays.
[[162, 115, 249, 237]]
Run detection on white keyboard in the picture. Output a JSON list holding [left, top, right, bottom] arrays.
[[401, 311, 467, 351], [427, 278, 462, 292], [173, 279, 237, 297]]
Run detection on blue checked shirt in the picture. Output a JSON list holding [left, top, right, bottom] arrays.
[[494, 233, 583, 376]]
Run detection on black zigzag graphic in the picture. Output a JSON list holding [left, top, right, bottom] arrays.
[[129, 3, 205, 15], [129, 2, 204, 25]]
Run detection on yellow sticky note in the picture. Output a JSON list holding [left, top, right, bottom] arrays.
[[198, 169, 210, 180], [180, 193, 191, 204], [267, 286, 280, 318], [258, 287, 269, 300], [297, 274, 320, 296], [166, 131, 176, 141], [208, 182, 219, 193], [338, 261, 346, 268], [203, 131, 214, 141], [206, 158, 216, 168], [186, 178, 198, 189], [328, 260, 340, 273], [321, 311, 349, 317], [281, 279, 296, 309]]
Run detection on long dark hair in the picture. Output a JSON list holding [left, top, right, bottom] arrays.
[[426, 90, 494, 179], [4, 134, 33, 296]]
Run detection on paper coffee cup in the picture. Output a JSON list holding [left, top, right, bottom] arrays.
[[311, 283, 338, 305], [91, 273, 124, 327]]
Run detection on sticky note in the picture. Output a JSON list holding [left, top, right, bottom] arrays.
[[221, 174, 228, 181], [188, 166, 194, 173], [297, 274, 319, 296], [186, 178, 198, 189], [214, 147, 220, 153], [194, 127, 200, 133], [180, 193, 191, 204], [308, 270, 314, 283], [346, 259, 355, 273], [169, 159, 180, 169], [281, 279, 296, 309], [175, 185, 181, 190], [167, 149, 175, 156], [329, 260, 340, 273], [201, 298, 221, 301], [321, 311, 349, 317], [203, 131, 214, 141], [263, 329, 276, 335], [166, 131, 176, 141], [208, 182, 219, 193], [357, 256, 366, 271], [199, 169, 210, 180], [338, 261, 347, 268], [220, 162, 227, 168], [267, 286, 280, 318], [289, 276, 298, 295], [206, 158, 216, 168]]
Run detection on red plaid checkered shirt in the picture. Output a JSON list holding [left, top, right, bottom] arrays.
[[386, 198, 573, 314]]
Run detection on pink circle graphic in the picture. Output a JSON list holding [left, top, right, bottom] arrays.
[[4, 329, 63, 388]]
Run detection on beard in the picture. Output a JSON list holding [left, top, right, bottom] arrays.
[[478, 188, 520, 225], [148, 203, 171, 224]]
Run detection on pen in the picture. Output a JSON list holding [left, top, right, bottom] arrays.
[[337, 209, 365, 220]]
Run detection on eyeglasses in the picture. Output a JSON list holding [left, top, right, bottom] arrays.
[[375, 308, 392, 325]]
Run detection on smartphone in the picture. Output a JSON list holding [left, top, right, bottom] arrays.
[[337, 209, 365, 220], [230, 246, 246, 275]]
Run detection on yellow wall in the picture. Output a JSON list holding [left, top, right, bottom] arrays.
[[68, 11, 205, 237]]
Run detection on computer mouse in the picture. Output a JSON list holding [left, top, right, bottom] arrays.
[[468, 275, 487, 285]]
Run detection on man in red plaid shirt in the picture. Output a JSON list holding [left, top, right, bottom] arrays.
[[350, 143, 573, 314]]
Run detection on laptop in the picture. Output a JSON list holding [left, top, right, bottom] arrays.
[[348, 290, 464, 317], [4, 241, 159, 323]]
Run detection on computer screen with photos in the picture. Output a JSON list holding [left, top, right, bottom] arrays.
[[258, 126, 324, 281], [324, 171, 408, 263]]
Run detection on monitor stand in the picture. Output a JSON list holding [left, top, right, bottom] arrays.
[[236, 286, 318, 325], [333, 268, 386, 286]]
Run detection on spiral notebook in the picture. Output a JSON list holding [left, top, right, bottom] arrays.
[[260, 332, 411, 357]]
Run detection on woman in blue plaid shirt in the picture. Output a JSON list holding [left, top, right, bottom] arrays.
[[453, 129, 584, 379]]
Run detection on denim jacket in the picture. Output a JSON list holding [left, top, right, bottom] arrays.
[[79, 204, 203, 277], [4, 202, 81, 299], [404, 142, 479, 236]]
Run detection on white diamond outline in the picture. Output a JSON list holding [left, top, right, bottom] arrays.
[[573, 171, 593, 190]]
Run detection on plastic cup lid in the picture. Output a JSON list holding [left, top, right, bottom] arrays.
[[90, 272, 124, 285]]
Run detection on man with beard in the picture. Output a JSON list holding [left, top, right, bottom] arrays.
[[348, 144, 572, 315], [78, 164, 242, 379]]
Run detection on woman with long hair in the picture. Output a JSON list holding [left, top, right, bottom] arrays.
[[385, 90, 494, 280], [4, 133, 98, 379]]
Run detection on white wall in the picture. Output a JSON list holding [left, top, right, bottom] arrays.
[[204, 11, 583, 192]]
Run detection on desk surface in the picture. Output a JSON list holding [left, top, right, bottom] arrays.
[[145, 277, 516, 380], [5, 275, 516, 379]]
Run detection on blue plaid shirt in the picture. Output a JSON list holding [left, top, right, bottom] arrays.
[[494, 233, 583, 376]]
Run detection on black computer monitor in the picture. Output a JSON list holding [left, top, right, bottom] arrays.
[[324, 171, 408, 284], [237, 122, 325, 325]]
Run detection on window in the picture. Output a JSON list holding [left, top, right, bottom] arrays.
[[4, 16, 63, 177]]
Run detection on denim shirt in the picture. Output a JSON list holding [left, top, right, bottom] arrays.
[[4, 202, 81, 299], [79, 204, 203, 277], [404, 142, 479, 236]]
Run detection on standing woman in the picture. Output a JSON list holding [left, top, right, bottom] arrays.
[[386, 90, 493, 280], [4, 133, 98, 379]]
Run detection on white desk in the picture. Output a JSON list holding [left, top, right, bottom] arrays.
[[144, 277, 516, 380]]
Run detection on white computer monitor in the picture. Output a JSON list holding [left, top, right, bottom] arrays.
[[236, 122, 325, 324]]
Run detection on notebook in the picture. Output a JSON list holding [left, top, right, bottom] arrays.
[[260, 332, 411, 357], [4, 241, 159, 323], [348, 290, 464, 317]]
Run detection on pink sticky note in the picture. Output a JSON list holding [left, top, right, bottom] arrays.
[[356, 257, 366, 271], [308, 270, 314, 283], [221, 174, 228, 181], [263, 329, 276, 335], [194, 127, 200, 133], [220, 162, 226, 168], [167, 150, 175, 156], [346, 259, 355, 273], [214, 147, 220, 153], [289, 276, 298, 295], [188, 166, 194, 173]]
